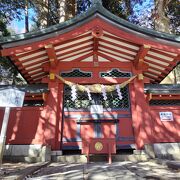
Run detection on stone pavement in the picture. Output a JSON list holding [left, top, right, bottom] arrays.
[[0, 162, 49, 180], [0, 160, 180, 180]]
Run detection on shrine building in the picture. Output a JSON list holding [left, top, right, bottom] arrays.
[[0, 0, 180, 162]]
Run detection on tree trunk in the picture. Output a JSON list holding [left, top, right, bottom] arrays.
[[154, 0, 171, 33], [25, 0, 29, 33], [58, 0, 66, 23]]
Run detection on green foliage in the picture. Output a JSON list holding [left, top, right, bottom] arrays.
[[0, 1, 26, 85], [0, 20, 10, 36], [0, 0, 25, 24], [167, 0, 180, 34], [0, 56, 25, 85], [102, 0, 131, 19]]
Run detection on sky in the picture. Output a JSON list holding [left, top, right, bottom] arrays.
[[7, 8, 35, 34]]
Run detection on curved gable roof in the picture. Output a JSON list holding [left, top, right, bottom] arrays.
[[0, 0, 179, 84], [0, 1, 180, 45]]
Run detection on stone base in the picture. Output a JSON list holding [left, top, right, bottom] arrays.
[[52, 154, 150, 163], [145, 143, 180, 160], [52, 155, 87, 163], [3, 145, 51, 163], [166, 161, 180, 170]]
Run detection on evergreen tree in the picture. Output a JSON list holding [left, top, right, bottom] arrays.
[[0, 0, 26, 84]]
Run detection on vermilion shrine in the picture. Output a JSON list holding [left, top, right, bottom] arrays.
[[0, 1, 179, 161]]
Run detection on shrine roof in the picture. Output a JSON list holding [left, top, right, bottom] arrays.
[[0, 2, 179, 45], [0, 0, 179, 84], [0, 84, 48, 93], [144, 84, 180, 94]]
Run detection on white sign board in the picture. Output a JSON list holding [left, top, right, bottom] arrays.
[[90, 105, 103, 114], [159, 112, 174, 121], [0, 89, 25, 107]]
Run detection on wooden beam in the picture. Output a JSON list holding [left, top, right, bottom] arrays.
[[93, 38, 99, 65], [103, 33, 139, 48], [97, 51, 138, 69], [144, 73, 161, 82], [147, 66, 169, 74], [148, 94, 180, 100], [19, 59, 48, 70], [99, 44, 135, 58], [55, 38, 93, 55], [100, 38, 137, 53], [22, 66, 44, 73], [45, 44, 58, 68], [29, 74, 47, 82], [134, 44, 150, 69], [151, 49, 177, 58], [97, 52, 114, 62], [147, 69, 165, 78], [144, 59, 172, 70], [42, 93, 48, 102], [27, 73, 47, 81], [91, 26, 104, 66], [146, 54, 175, 64], [15, 53, 47, 65], [22, 68, 43, 74], [99, 49, 132, 61], [28, 69, 43, 76], [13, 48, 44, 60], [174, 54, 180, 62], [93, 38, 99, 52], [69, 52, 93, 63], [58, 61, 132, 69], [57, 46, 93, 60], [55, 32, 91, 48]]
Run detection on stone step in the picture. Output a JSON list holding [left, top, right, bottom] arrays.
[[133, 150, 147, 155], [52, 154, 87, 163], [52, 154, 150, 163]]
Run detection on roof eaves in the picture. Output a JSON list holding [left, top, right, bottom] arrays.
[[144, 84, 180, 94], [95, 5, 180, 44], [0, 84, 49, 93]]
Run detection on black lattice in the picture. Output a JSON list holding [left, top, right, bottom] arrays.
[[150, 100, 180, 106], [100, 69, 131, 78], [64, 85, 130, 110], [60, 69, 92, 77]]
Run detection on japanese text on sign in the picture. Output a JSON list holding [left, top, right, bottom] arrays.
[[0, 89, 25, 107], [159, 112, 173, 121]]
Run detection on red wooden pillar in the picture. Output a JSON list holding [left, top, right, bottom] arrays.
[[55, 83, 64, 150], [43, 80, 64, 150], [131, 73, 154, 149]]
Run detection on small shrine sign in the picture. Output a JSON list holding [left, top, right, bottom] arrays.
[[159, 112, 174, 121], [0, 89, 25, 107], [0, 89, 25, 165]]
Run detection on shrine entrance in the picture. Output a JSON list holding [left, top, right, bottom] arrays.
[[79, 93, 116, 142], [62, 83, 132, 151]]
